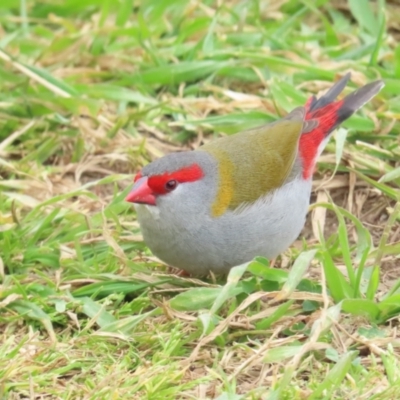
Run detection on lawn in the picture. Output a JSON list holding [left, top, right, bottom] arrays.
[[1, 0, 400, 399]]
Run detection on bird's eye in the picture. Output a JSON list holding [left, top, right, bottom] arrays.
[[165, 180, 178, 191]]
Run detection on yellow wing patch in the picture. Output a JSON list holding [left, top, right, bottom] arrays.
[[204, 148, 235, 217]]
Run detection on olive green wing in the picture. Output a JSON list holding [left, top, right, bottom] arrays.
[[201, 107, 307, 217]]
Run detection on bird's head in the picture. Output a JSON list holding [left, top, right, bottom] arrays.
[[126, 151, 217, 211]]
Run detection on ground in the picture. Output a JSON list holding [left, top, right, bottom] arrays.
[[1, 0, 400, 399]]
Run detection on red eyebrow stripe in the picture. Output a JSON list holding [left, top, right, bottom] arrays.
[[147, 163, 204, 195]]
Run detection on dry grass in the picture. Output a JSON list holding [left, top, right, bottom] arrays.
[[1, 0, 400, 399]]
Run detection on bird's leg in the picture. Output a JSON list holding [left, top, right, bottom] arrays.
[[166, 265, 191, 277], [176, 269, 191, 277]]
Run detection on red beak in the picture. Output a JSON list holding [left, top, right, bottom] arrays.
[[125, 177, 156, 205]]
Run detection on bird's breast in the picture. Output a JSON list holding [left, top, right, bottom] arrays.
[[134, 204, 161, 220]]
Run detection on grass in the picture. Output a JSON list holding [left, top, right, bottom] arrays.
[[1, 0, 400, 398]]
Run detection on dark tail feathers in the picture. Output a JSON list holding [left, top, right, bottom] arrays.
[[306, 72, 384, 129]]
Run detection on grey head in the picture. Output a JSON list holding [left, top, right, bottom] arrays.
[[136, 150, 219, 218]]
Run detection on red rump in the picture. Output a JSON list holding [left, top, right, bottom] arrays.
[[299, 99, 344, 179], [147, 163, 204, 195]]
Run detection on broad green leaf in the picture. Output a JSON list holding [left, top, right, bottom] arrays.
[[308, 351, 357, 399], [72, 281, 155, 297], [263, 345, 303, 363], [342, 298, 380, 320], [23, 247, 60, 268], [202, 14, 217, 54], [170, 287, 223, 311], [100, 309, 161, 334], [358, 326, 386, 339], [379, 166, 400, 183], [9, 300, 56, 341], [351, 169, 399, 200], [331, 202, 356, 289], [366, 266, 380, 300], [377, 294, 400, 315], [198, 312, 217, 336], [79, 297, 116, 328], [279, 249, 316, 299], [247, 261, 288, 283], [369, 9, 386, 66], [18, 60, 78, 96], [310, 303, 342, 336], [210, 263, 247, 314], [320, 250, 353, 302], [394, 44, 400, 78], [348, 0, 379, 36], [256, 300, 295, 330], [311, 201, 373, 298], [74, 84, 158, 105], [334, 128, 348, 174], [131, 61, 228, 85], [381, 345, 398, 385]]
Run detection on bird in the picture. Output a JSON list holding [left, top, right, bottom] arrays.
[[126, 73, 384, 275]]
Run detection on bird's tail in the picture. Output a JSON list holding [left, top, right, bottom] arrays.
[[305, 72, 384, 131], [299, 73, 384, 179]]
